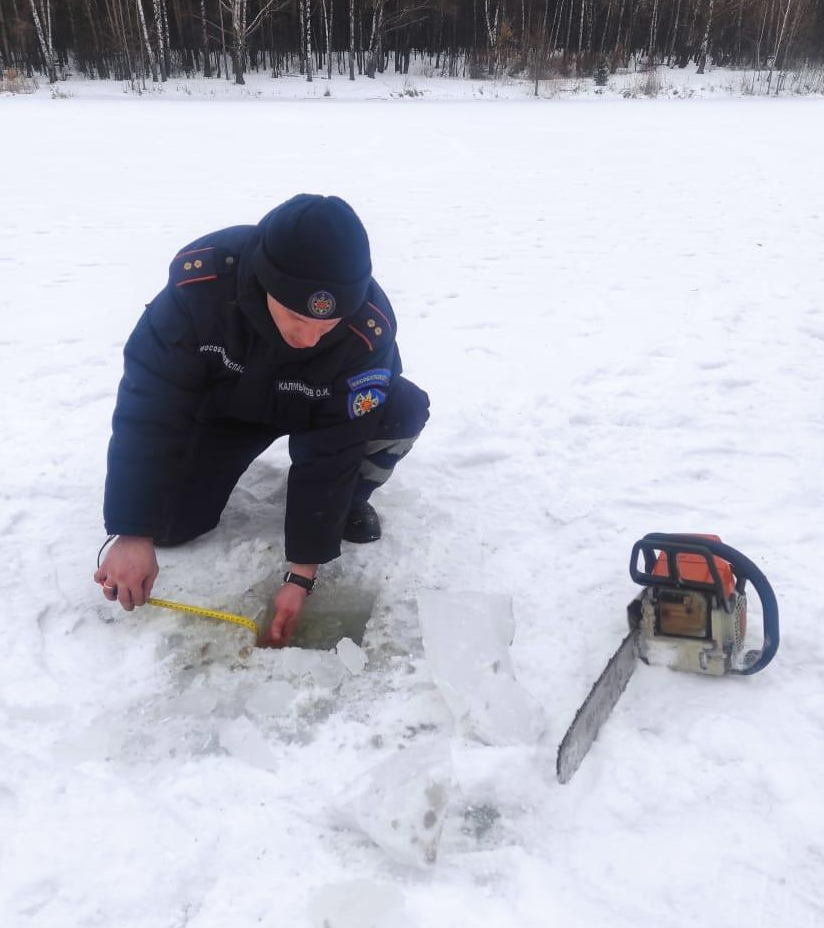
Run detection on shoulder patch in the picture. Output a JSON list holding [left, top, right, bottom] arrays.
[[347, 368, 392, 391], [348, 387, 386, 419], [171, 247, 218, 287]]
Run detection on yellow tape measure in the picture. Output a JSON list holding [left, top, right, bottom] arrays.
[[148, 597, 258, 636]]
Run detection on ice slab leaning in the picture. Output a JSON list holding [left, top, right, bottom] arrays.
[[336, 739, 453, 869], [417, 590, 547, 746]]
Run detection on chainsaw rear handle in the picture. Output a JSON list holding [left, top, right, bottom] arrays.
[[630, 533, 780, 675]]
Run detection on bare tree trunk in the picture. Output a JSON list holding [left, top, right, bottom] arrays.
[[137, 0, 159, 78], [599, 0, 614, 54], [0, 0, 14, 67], [348, 0, 355, 78], [81, 0, 109, 76], [328, 0, 333, 79], [366, 0, 384, 76], [484, 0, 500, 72], [303, 0, 313, 80], [534, 0, 549, 94], [666, 0, 682, 64], [200, 0, 211, 75], [649, 0, 659, 61], [218, 0, 229, 78], [563, 0, 574, 65], [160, 0, 171, 74], [298, 0, 305, 72], [577, 0, 585, 53], [775, 0, 807, 89], [322, 0, 333, 79], [696, 0, 714, 71], [755, 0, 769, 69], [767, 0, 794, 90], [28, 0, 57, 81], [235, 0, 247, 83], [611, 0, 626, 64], [152, 0, 167, 78], [735, 0, 742, 62]]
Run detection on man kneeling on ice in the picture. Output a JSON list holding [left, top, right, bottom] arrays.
[[94, 194, 429, 646]]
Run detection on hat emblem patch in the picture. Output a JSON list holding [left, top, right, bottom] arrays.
[[308, 290, 336, 318]]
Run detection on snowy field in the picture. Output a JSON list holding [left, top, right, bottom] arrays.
[[5, 59, 824, 102], [1, 94, 824, 927]]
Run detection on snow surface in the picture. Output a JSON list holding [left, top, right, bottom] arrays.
[[2, 92, 824, 927], [5, 61, 823, 103]]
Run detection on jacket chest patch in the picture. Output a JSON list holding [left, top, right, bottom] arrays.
[[277, 380, 331, 400]]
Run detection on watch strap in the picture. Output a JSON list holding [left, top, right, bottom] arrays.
[[283, 571, 316, 595]]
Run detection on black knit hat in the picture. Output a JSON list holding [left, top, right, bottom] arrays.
[[252, 194, 372, 319]]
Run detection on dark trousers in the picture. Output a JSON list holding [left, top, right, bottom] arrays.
[[157, 376, 429, 546]]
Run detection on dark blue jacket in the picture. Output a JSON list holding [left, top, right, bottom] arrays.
[[104, 223, 402, 563]]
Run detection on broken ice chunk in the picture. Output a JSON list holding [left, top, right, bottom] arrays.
[[278, 648, 347, 689], [336, 739, 453, 869], [217, 716, 278, 771], [416, 590, 547, 746], [336, 637, 368, 675], [309, 880, 414, 928], [244, 680, 297, 717]]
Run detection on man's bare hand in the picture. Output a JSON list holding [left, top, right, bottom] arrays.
[[269, 583, 309, 648], [94, 536, 159, 612]]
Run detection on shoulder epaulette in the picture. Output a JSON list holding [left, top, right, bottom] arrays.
[[171, 247, 219, 287], [348, 301, 395, 353]]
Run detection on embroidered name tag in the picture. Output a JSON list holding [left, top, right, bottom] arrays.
[[347, 368, 392, 391], [277, 380, 331, 399]]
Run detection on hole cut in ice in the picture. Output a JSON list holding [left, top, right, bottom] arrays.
[[244, 575, 378, 650]]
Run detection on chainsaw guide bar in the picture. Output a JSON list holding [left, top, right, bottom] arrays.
[[556, 627, 640, 784]]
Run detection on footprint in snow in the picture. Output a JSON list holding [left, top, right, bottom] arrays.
[[716, 378, 757, 390], [448, 450, 510, 467], [697, 359, 730, 371]]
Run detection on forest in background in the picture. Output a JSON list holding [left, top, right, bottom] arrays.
[[3, 0, 822, 88]]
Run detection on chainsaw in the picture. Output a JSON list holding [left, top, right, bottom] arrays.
[[556, 533, 780, 784]]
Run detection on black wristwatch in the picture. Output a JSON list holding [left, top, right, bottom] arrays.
[[283, 571, 316, 595]]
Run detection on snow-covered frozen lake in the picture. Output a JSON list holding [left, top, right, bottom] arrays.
[[2, 94, 823, 927]]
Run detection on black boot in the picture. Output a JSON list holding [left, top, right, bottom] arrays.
[[342, 499, 382, 543]]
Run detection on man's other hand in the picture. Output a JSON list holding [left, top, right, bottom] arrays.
[[94, 536, 159, 611], [269, 583, 309, 648]]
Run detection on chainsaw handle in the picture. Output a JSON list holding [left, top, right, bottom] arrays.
[[630, 536, 732, 607], [633, 533, 780, 674]]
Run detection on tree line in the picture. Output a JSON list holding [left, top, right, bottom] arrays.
[[3, 0, 822, 87]]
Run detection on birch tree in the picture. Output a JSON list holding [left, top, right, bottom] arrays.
[[322, 0, 333, 79], [28, 0, 56, 81], [152, 0, 168, 79], [220, 0, 284, 84], [484, 0, 500, 71], [201, 0, 211, 75], [349, 0, 356, 78], [365, 0, 385, 76], [302, 0, 313, 80], [696, 0, 714, 71], [136, 0, 159, 80]]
